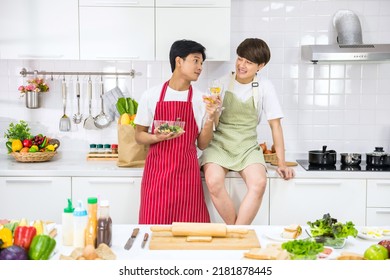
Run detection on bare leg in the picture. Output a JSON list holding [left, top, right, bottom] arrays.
[[203, 163, 236, 224], [236, 164, 267, 225]]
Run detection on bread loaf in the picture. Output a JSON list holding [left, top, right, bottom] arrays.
[[244, 244, 290, 260]]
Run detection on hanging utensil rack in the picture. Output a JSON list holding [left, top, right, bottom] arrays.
[[20, 68, 136, 79]]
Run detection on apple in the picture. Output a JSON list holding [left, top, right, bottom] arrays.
[[364, 244, 389, 260], [22, 139, 32, 148], [378, 240, 390, 255]]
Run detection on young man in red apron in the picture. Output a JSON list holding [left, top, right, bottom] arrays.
[[134, 40, 220, 224]]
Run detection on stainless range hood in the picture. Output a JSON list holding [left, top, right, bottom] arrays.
[[301, 10, 390, 63], [302, 44, 390, 63]]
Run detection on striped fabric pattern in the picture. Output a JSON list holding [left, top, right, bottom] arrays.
[[200, 90, 265, 171], [139, 81, 210, 224]]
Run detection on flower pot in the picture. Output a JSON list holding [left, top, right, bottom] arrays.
[[25, 91, 39, 109]]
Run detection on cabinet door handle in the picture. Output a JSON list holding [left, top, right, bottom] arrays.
[[294, 181, 342, 186], [86, 179, 136, 184], [376, 183, 390, 187], [95, 56, 140, 60], [376, 210, 390, 214], [83, 1, 141, 7], [168, 2, 216, 6], [5, 178, 53, 183], [18, 54, 64, 59]]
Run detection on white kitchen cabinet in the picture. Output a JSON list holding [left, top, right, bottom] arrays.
[[155, 0, 231, 61], [269, 178, 366, 226], [366, 180, 390, 226], [229, 178, 270, 225], [0, 177, 71, 223], [72, 177, 141, 224], [0, 0, 79, 59], [79, 0, 154, 60]]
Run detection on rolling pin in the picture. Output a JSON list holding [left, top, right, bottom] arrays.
[[150, 222, 249, 237]]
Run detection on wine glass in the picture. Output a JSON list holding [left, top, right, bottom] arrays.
[[207, 79, 224, 112]]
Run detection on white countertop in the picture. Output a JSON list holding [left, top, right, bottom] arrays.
[[52, 224, 379, 260], [2, 152, 390, 179]]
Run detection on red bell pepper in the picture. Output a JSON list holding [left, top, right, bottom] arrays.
[[13, 226, 37, 251]]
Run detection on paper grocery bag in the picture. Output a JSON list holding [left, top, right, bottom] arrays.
[[117, 124, 149, 167]]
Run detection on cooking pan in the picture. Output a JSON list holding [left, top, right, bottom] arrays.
[[308, 145, 337, 165], [366, 147, 390, 167], [340, 153, 361, 166]]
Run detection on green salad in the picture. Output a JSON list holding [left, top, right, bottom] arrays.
[[307, 213, 358, 239], [282, 239, 324, 259]]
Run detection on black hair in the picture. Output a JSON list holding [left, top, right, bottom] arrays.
[[236, 38, 271, 65], [169, 39, 206, 72]]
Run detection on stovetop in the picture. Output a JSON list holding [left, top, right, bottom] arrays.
[[296, 160, 390, 172]]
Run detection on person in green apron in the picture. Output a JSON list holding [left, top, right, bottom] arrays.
[[200, 38, 295, 225]]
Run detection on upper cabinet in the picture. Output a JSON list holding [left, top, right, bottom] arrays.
[[155, 0, 231, 61], [0, 0, 79, 59], [79, 0, 154, 60]]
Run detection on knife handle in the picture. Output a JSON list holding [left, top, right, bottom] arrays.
[[143, 233, 149, 241], [132, 228, 140, 238]]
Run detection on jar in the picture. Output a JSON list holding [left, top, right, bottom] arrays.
[[111, 144, 118, 154], [89, 144, 97, 154], [103, 144, 112, 154], [96, 144, 104, 153]]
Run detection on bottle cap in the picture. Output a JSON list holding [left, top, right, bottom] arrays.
[[73, 200, 87, 217], [97, 144, 103, 149], [111, 144, 118, 148], [89, 144, 97, 148], [100, 200, 109, 207], [87, 197, 98, 204], [104, 144, 111, 148], [64, 198, 74, 213]]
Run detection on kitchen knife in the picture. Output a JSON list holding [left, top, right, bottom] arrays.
[[124, 228, 140, 250], [141, 233, 149, 249]]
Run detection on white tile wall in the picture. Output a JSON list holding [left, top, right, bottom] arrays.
[[1, 0, 390, 156]]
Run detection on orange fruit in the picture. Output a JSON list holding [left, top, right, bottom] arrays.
[[20, 147, 29, 154]]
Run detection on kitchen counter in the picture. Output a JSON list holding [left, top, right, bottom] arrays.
[[2, 152, 390, 179], [52, 224, 379, 260]]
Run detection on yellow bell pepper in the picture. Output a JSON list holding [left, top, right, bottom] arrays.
[[33, 220, 44, 235], [0, 227, 13, 248]]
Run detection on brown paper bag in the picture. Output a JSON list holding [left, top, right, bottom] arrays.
[[117, 124, 149, 167]]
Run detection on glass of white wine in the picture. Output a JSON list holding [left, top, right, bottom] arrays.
[[205, 79, 224, 111]]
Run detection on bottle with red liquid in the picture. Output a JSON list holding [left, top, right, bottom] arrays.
[[97, 199, 112, 247]]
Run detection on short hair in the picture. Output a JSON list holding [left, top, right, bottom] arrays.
[[169, 39, 206, 72], [236, 38, 271, 65]]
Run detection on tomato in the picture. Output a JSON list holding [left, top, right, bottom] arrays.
[[364, 244, 389, 260]]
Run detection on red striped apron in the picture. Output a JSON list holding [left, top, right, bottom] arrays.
[[139, 81, 210, 224]]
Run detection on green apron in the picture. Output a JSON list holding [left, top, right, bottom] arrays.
[[200, 74, 266, 171]]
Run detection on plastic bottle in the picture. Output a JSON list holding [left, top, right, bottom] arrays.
[[62, 198, 74, 246], [97, 200, 112, 247], [73, 200, 87, 248], [85, 197, 98, 248]]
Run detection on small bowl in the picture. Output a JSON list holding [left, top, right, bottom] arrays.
[[314, 236, 346, 249], [290, 253, 317, 260], [154, 120, 185, 133]]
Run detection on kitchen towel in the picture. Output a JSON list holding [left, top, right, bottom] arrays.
[[117, 124, 148, 167]]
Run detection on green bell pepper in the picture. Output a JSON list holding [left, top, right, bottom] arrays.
[[28, 234, 56, 260]]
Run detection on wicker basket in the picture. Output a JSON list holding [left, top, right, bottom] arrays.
[[264, 153, 277, 163], [11, 152, 57, 163]]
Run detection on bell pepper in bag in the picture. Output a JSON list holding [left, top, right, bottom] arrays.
[[28, 235, 56, 260], [13, 226, 37, 251]]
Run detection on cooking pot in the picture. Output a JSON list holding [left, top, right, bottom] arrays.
[[366, 147, 390, 167], [308, 145, 337, 165], [340, 153, 361, 166]]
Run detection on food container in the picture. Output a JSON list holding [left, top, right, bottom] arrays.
[[366, 147, 390, 167], [314, 236, 346, 249], [308, 145, 337, 165], [289, 253, 317, 260], [154, 120, 185, 133], [340, 153, 361, 166]]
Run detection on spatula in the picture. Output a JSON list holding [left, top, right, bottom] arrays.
[[59, 77, 71, 132], [83, 77, 97, 130]]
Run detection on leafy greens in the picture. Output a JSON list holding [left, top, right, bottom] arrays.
[[307, 213, 358, 238]]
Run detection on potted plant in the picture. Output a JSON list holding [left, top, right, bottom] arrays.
[[18, 77, 50, 109]]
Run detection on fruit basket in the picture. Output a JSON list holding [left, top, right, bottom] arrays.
[[264, 153, 277, 163], [11, 152, 57, 163]]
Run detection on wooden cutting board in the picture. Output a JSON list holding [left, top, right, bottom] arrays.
[[149, 230, 260, 250], [270, 161, 298, 167]]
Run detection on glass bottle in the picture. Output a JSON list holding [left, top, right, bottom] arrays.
[[96, 144, 104, 153], [89, 144, 97, 154], [103, 144, 112, 154]]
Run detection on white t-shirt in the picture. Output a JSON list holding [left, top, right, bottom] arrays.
[[134, 83, 206, 133], [218, 73, 284, 123]]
